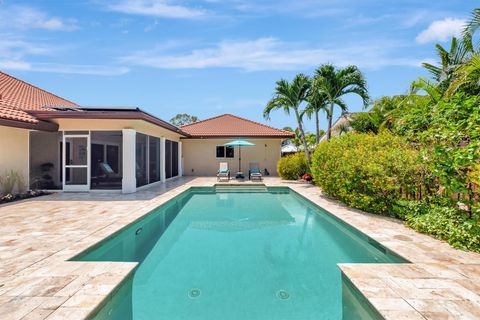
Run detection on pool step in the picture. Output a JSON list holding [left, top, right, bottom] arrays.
[[214, 184, 268, 193]]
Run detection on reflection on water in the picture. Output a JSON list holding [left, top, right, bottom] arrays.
[[76, 187, 405, 320]]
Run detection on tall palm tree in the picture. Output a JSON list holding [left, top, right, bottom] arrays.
[[264, 74, 311, 162], [303, 87, 328, 145], [313, 64, 369, 140]]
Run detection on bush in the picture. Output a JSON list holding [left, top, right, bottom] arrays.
[[404, 201, 480, 252], [311, 131, 424, 216], [277, 153, 309, 180]]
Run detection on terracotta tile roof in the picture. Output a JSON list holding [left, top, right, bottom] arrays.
[[0, 101, 38, 124], [0, 71, 77, 124], [181, 114, 294, 138], [0, 71, 77, 111]]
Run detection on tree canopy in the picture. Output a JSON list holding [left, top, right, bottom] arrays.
[[170, 114, 199, 126]]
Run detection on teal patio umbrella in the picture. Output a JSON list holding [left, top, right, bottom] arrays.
[[224, 140, 255, 173]]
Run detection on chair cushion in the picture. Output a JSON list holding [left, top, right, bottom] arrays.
[[218, 170, 229, 174], [100, 163, 114, 174], [250, 168, 260, 174]]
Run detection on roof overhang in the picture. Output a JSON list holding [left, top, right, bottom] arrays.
[[0, 118, 59, 132], [30, 108, 190, 137], [181, 134, 294, 139]]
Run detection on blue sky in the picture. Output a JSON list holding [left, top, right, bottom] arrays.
[[0, 0, 477, 132]]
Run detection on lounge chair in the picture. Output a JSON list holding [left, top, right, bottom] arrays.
[[217, 162, 230, 181], [249, 162, 263, 181], [93, 162, 122, 186]]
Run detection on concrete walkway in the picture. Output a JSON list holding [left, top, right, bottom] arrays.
[[0, 177, 478, 319]]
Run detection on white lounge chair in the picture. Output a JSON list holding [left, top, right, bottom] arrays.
[[248, 162, 263, 181], [217, 162, 230, 181]]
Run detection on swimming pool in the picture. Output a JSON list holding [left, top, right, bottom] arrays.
[[73, 186, 407, 319]]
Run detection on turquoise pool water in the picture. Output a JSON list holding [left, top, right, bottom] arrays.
[[74, 187, 406, 320]]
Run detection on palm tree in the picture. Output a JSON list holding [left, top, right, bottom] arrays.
[[281, 127, 302, 148], [445, 53, 480, 97], [303, 87, 328, 145], [422, 37, 470, 94], [313, 64, 369, 140], [264, 74, 311, 162], [462, 8, 480, 51]]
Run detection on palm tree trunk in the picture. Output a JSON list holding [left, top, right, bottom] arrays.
[[315, 110, 320, 145], [294, 110, 311, 163], [326, 103, 334, 141]]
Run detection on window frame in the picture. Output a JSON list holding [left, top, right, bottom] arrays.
[[215, 145, 234, 159]]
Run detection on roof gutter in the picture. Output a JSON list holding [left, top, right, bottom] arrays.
[[31, 110, 190, 137], [0, 118, 59, 132], [180, 134, 295, 139]]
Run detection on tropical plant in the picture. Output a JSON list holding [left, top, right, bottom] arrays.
[[421, 37, 470, 95], [349, 112, 377, 134], [462, 8, 480, 51], [170, 114, 199, 126], [446, 53, 480, 97], [282, 127, 303, 148], [303, 87, 328, 145], [312, 64, 369, 140], [404, 201, 480, 252], [264, 74, 312, 162], [305, 132, 317, 149]]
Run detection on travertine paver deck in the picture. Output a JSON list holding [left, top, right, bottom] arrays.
[[0, 177, 479, 319]]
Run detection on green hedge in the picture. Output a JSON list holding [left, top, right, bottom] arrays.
[[277, 152, 309, 180], [311, 132, 422, 216]]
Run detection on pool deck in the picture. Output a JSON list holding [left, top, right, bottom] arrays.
[[0, 177, 479, 320]]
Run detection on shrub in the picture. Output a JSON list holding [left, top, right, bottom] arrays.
[[311, 131, 424, 216], [277, 152, 309, 180], [404, 201, 480, 252]]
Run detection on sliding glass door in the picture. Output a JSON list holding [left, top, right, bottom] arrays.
[[136, 134, 162, 187], [165, 139, 179, 179]]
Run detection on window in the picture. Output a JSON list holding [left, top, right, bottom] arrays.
[[216, 146, 234, 158], [216, 146, 225, 158], [226, 146, 234, 158]]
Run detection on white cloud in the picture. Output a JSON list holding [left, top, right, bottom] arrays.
[[416, 18, 465, 44], [108, 0, 207, 19], [0, 60, 130, 76], [0, 5, 78, 31], [120, 37, 427, 71], [0, 35, 128, 76]]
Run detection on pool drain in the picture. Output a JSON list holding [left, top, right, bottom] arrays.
[[188, 288, 201, 299], [276, 290, 290, 300]]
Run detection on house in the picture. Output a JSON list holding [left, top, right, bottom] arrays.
[[319, 112, 357, 142], [181, 114, 293, 176], [281, 144, 299, 156], [0, 71, 292, 193]]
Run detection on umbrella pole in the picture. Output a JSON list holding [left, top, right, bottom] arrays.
[[239, 146, 242, 173]]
